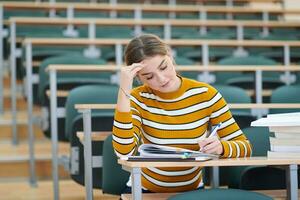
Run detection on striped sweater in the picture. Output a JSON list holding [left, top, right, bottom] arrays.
[[113, 77, 252, 193]]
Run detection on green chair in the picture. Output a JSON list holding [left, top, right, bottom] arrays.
[[207, 14, 226, 20], [102, 135, 130, 195], [168, 188, 272, 200], [57, 10, 108, 18], [15, 25, 72, 79], [37, 54, 110, 106], [174, 27, 234, 40], [171, 27, 199, 39], [215, 56, 284, 94], [65, 84, 119, 189], [19, 46, 84, 80], [4, 10, 47, 20], [200, 85, 253, 186], [206, 85, 254, 186], [37, 55, 110, 141], [143, 12, 168, 19], [270, 84, 300, 114], [252, 34, 298, 41], [271, 27, 300, 36], [208, 27, 236, 39], [16, 25, 67, 38], [234, 13, 261, 20], [213, 85, 254, 129], [78, 26, 133, 39], [175, 56, 197, 81], [117, 12, 134, 19], [227, 126, 300, 190], [243, 27, 262, 39], [183, 46, 235, 62], [143, 27, 164, 39], [257, 48, 300, 62], [176, 13, 198, 19]]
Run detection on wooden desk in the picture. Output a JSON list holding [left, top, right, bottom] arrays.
[[118, 157, 300, 200], [0, 1, 288, 16]]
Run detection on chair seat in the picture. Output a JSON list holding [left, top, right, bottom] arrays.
[[167, 188, 272, 200]]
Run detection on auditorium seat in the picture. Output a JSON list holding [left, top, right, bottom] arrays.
[[65, 84, 118, 188], [168, 188, 272, 200], [37, 54, 109, 141]]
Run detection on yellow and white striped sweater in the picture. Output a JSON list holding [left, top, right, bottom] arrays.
[[113, 77, 252, 193]]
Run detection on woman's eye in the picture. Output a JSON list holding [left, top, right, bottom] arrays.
[[146, 76, 153, 80], [160, 65, 168, 71]]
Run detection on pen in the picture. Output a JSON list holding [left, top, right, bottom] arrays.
[[208, 122, 222, 138], [199, 122, 222, 152]]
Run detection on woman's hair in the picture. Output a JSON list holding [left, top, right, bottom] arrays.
[[124, 34, 170, 65]]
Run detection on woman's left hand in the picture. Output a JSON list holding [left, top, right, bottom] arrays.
[[198, 136, 223, 155]]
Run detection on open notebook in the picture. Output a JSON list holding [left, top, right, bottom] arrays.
[[121, 144, 219, 161]]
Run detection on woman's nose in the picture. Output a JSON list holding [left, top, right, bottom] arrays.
[[156, 73, 166, 83]]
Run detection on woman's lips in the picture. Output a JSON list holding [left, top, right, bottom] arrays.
[[161, 81, 169, 87]]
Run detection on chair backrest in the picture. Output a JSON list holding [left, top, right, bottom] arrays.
[[220, 126, 270, 188], [175, 56, 197, 80], [242, 127, 270, 156], [270, 84, 300, 114], [4, 10, 47, 20], [168, 188, 272, 200], [102, 134, 130, 195], [215, 55, 278, 84], [65, 84, 119, 188], [65, 84, 119, 140], [213, 84, 254, 129], [37, 54, 109, 106]]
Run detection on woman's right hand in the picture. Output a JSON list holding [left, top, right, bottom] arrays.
[[119, 62, 145, 94]]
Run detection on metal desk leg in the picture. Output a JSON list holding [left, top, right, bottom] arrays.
[[286, 164, 298, 200], [50, 70, 59, 200], [211, 166, 219, 188], [81, 109, 94, 200], [25, 42, 37, 186], [131, 167, 142, 200], [9, 20, 18, 145], [0, 6, 3, 114]]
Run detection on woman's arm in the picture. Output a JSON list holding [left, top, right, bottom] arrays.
[[113, 63, 144, 157], [199, 86, 252, 157]]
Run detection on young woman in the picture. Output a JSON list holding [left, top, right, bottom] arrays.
[[112, 34, 252, 193]]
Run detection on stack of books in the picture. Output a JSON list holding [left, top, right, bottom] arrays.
[[251, 112, 300, 158]]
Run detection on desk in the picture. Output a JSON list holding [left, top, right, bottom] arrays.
[[75, 103, 300, 199], [118, 157, 300, 200]]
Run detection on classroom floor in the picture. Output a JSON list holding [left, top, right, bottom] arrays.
[[0, 179, 119, 200]]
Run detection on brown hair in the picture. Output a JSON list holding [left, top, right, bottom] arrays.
[[124, 34, 170, 65]]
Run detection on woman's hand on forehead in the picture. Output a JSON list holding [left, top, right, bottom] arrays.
[[130, 62, 144, 72]]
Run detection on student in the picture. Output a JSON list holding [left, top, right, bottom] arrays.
[[112, 34, 252, 193]]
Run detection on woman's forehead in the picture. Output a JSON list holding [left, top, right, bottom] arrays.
[[140, 55, 168, 73]]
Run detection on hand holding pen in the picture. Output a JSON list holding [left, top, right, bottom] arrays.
[[198, 123, 223, 155]]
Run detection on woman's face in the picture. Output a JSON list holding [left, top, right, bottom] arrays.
[[137, 55, 180, 93]]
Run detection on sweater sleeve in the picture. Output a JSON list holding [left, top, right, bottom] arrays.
[[207, 85, 252, 158], [112, 98, 142, 158]]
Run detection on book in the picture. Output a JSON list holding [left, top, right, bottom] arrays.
[[269, 126, 300, 134], [270, 137, 300, 146], [267, 112, 300, 118], [251, 112, 300, 127], [270, 144, 300, 152], [273, 132, 300, 139], [267, 151, 300, 158], [251, 117, 300, 127], [121, 144, 219, 162]]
